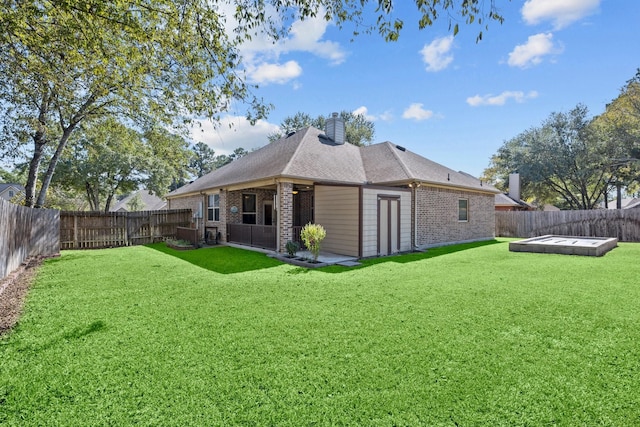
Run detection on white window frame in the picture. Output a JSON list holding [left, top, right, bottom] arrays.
[[458, 199, 469, 222], [207, 194, 220, 221]]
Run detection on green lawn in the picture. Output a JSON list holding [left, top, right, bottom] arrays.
[[1, 240, 639, 426]]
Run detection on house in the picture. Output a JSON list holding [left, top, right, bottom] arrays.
[[166, 114, 500, 258], [0, 183, 25, 202], [495, 193, 535, 211], [604, 197, 640, 210], [110, 189, 166, 212], [494, 174, 535, 212]]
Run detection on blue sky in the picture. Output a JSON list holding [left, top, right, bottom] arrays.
[[193, 0, 640, 178]]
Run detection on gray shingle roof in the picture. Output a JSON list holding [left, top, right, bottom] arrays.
[[360, 142, 495, 191], [110, 189, 166, 211], [0, 183, 25, 193], [167, 127, 497, 198]]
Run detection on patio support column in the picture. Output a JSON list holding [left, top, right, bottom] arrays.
[[278, 181, 293, 253], [219, 189, 227, 244]]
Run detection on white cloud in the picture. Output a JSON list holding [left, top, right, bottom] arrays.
[[248, 60, 303, 85], [402, 103, 434, 121], [466, 91, 539, 107], [420, 36, 455, 72], [283, 16, 347, 65], [522, 0, 600, 29], [221, 6, 346, 84], [353, 106, 393, 122], [378, 111, 394, 122], [353, 106, 375, 121], [191, 116, 279, 155], [508, 33, 560, 68]]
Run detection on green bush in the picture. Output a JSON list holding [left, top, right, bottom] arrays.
[[300, 223, 326, 262], [285, 240, 300, 257]]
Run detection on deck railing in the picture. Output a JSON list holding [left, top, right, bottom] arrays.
[[291, 226, 304, 247], [227, 224, 277, 250]]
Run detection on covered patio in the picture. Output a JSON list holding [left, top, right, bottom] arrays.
[[224, 183, 314, 251]]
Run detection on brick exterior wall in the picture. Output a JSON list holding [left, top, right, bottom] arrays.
[[167, 194, 201, 234], [226, 188, 276, 225], [415, 186, 495, 248], [201, 190, 227, 244], [279, 182, 293, 253]]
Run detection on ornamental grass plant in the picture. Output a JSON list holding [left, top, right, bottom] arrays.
[[300, 222, 326, 262]]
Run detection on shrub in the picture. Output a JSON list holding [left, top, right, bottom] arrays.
[[285, 240, 300, 257], [300, 223, 326, 262]]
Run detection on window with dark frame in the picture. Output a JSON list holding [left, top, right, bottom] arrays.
[[458, 199, 469, 222], [207, 194, 219, 221], [242, 193, 257, 224]]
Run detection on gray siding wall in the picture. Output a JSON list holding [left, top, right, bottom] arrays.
[[314, 185, 360, 257], [362, 188, 412, 258], [415, 186, 495, 248]]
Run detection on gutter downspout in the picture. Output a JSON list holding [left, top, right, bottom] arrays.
[[411, 182, 420, 250], [275, 179, 281, 253], [413, 185, 418, 250]]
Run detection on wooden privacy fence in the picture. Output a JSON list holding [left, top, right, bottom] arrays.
[[0, 198, 60, 280], [176, 226, 199, 246], [60, 209, 192, 249], [496, 209, 640, 242]]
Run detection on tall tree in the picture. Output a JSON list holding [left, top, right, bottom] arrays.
[[268, 111, 375, 146], [485, 105, 614, 210], [590, 69, 640, 204], [213, 147, 249, 169], [190, 142, 217, 178], [0, 166, 23, 184], [54, 119, 190, 212], [0, 1, 505, 207]]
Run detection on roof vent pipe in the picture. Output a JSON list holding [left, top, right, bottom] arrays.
[[325, 112, 345, 145]]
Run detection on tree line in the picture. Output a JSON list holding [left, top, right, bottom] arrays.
[[483, 70, 640, 210], [0, 1, 501, 211]]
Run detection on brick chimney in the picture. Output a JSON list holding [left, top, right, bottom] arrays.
[[508, 173, 521, 201]]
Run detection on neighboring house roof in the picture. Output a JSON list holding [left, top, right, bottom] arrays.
[[110, 189, 166, 212], [0, 183, 25, 200], [494, 193, 535, 210], [0, 183, 25, 193], [606, 198, 640, 209], [625, 199, 640, 209], [167, 127, 499, 198]]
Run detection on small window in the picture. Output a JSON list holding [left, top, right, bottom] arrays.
[[458, 199, 469, 222], [242, 194, 256, 224], [8, 190, 14, 198], [207, 194, 219, 221]]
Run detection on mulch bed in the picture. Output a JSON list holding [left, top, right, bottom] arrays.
[[0, 257, 45, 336]]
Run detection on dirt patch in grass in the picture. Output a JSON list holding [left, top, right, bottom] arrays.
[[0, 257, 44, 336]]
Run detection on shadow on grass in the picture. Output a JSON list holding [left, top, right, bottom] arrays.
[[145, 243, 283, 274], [23, 320, 106, 353], [318, 239, 504, 273]]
